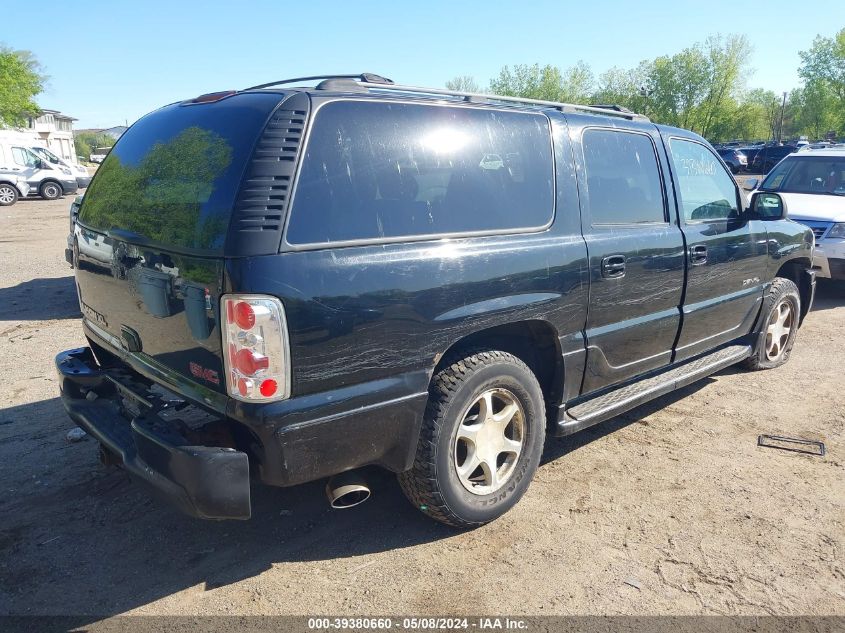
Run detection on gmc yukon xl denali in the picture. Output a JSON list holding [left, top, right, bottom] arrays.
[[57, 74, 816, 527]]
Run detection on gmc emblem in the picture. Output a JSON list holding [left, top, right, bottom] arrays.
[[189, 362, 220, 385]]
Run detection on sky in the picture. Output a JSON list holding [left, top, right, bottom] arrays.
[[4, 0, 842, 129]]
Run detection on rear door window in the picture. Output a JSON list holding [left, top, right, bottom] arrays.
[[581, 128, 666, 225], [668, 138, 739, 222], [286, 101, 554, 245]]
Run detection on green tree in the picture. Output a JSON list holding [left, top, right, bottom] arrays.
[[445, 75, 480, 93], [593, 62, 651, 113], [798, 28, 845, 133], [743, 88, 781, 140], [697, 35, 753, 138], [790, 82, 839, 139], [488, 62, 593, 103], [0, 45, 45, 127], [74, 131, 118, 161]]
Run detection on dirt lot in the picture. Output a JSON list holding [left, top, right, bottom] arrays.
[[0, 193, 843, 619]]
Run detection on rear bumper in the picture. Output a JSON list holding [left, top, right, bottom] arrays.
[[57, 337, 429, 518], [56, 347, 251, 520]]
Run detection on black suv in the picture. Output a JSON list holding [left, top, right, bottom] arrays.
[[750, 144, 797, 173], [57, 74, 815, 527], [715, 147, 747, 174]]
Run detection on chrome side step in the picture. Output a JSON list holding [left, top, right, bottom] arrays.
[[556, 344, 752, 436]]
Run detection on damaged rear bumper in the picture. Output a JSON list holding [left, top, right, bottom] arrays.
[[55, 347, 251, 520]]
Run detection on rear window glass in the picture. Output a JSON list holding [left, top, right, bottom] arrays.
[[286, 101, 554, 245], [78, 94, 281, 253]]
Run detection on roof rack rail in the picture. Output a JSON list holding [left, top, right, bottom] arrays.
[[589, 104, 636, 114], [244, 73, 393, 91], [357, 81, 650, 122]]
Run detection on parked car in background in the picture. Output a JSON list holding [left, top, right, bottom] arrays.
[[798, 142, 834, 152], [737, 146, 761, 167], [750, 144, 797, 174], [89, 147, 112, 163], [57, 74, 814, 527], [717, 147, 748, 173], [0, 170, 32, 206], [755, 147, 845, 280], [0, 141, 78, 199], [30, 145, 91, 188]]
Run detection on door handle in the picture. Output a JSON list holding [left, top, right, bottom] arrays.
[[689, 244, 708, 265], [601, 254, 626, 279]]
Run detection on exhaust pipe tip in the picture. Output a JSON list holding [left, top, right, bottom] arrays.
[[326, 471, 371, 509]]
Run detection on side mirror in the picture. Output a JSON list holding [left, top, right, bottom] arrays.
[[750, 191, 787, 220], [742, 178, 760, 191]]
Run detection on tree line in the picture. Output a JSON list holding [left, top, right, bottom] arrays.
[[447, 29, 845, 143], [2, 29, 843, 144]]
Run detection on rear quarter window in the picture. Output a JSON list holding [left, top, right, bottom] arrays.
[[285, 101, 555, 245]]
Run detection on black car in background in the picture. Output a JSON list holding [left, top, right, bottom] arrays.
[[750, 144, 798, 173], [716, 147, 748, 173]]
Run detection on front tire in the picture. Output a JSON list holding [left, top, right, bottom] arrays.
[[0, 184, 18, 206], [398, 349, 545, 528], [743, 277, 800, 370], [39, 181, 62, 200]]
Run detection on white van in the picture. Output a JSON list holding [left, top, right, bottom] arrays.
[[0, 140, 78, 200], [29, 145, 91, 188]]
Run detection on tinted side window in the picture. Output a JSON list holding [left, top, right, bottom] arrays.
[[581, 129, 665, 225], [286, 101, 554, 244], [669, 139, 739, 222]]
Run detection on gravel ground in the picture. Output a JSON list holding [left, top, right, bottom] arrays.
[[0, 193, 843, 620]]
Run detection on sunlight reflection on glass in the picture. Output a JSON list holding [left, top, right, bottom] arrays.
[[421, 128, 469, 154]]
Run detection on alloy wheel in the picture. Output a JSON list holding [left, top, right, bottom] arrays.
[[453, 388, 525, 495], [0, 186, 15, 205], [765, 299, 794, 361]]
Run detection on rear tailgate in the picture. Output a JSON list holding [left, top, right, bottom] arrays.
[[73, 91, 289, 393]]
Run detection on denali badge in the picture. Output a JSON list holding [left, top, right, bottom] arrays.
[[80, 300, 108, 328], [189, 362, 220, 385]]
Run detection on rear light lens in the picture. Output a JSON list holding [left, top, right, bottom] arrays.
[[221, 295, 290, 402]]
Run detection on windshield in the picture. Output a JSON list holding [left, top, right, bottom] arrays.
[[32, 147, 62, 164], [761, 155, 845, 195]]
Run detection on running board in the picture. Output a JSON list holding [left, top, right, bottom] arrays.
[[556, 344, 752, 436]]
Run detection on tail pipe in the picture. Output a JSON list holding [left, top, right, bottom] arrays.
[[325, 471, 371, 509]]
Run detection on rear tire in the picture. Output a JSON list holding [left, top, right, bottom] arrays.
[[398, 349, 545, 528], [39, 181, 63, 200], [743, 277, 800, 370], [0, 184, 18, 206]]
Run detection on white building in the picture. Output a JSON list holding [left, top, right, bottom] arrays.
[[22, 109, 79, 163]]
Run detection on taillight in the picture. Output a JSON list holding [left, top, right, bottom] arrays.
[[221, 295, 290, 402]]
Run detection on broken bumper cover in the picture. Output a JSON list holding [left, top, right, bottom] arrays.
[[55, 347, 251, 520]]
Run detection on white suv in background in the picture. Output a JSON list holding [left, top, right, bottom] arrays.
[[755, 147, 845, 280]]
